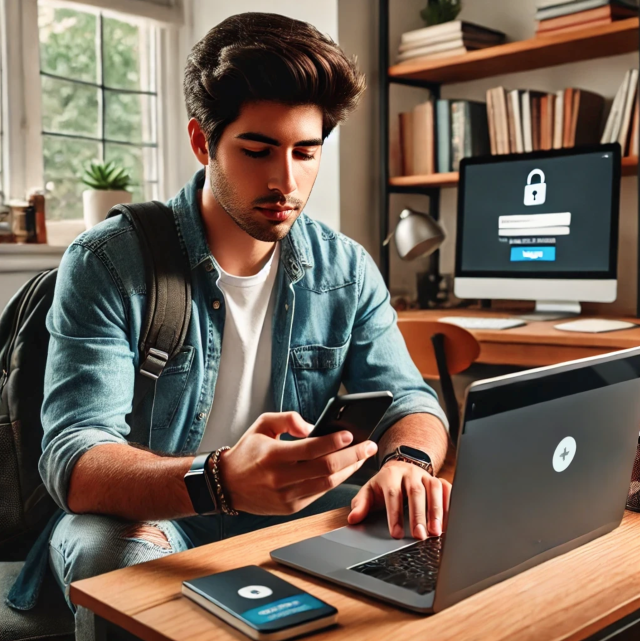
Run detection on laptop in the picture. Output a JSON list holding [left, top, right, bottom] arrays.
[[271, 347, 640, 613]]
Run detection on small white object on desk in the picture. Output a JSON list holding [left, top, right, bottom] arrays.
[[554, 319, 637, 333], [439, 316, 526, 330]]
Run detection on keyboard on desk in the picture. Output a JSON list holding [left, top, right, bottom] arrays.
[[439, 316, 526, 330], [349, 536, 443, 596]]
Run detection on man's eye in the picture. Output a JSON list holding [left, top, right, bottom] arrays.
[[242, 149, 269, 158], [296, 151, 316, 161]]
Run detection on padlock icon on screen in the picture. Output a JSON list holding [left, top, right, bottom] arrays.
[[524, 169, 546, 206]]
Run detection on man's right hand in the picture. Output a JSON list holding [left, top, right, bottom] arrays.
[[218, 412, 377, 516]]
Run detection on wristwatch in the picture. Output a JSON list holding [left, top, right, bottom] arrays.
[[381, 445, 434, 476], [184, 452, 219, 515]]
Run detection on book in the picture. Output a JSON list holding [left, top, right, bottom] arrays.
[[398, 111, 414, 175], [540, 93, 556, 150], [562, 88, 574, 147], [506, 93, 517, 153], [509, 90, 525, 153], [553, 89, 565, 149], [536, 3, 638, 33], [522, 91, 533, 153], [451, 101, 464, 170], [397, 38, 490, 62], [398, 30, 503, 52], [537, 0, 587, 7], [536, 0, 639, 20], [531, 93, 543, 150], [413, 99, 435, 175], [493, 87, 510, 154], [630, 100, 639, 156], [466, 101, 491, 159], [618, 69, 638, 150], [400, 20, 506, 45], [569, 89, 605, 146], [487, 89, 497, 155], [396, 47, 469, 65], [436, 99, 452, 173], [601, 70, 630, 143]]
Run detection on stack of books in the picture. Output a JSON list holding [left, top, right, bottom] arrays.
[[600, 68, 638, 157], [396, 21, 505, 65], [486, 86, 605, 154], [535, 0, 639, 37], [398, 96, 490, 175]]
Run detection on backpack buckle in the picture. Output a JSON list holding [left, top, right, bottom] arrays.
[[140, 348, 169, 380]]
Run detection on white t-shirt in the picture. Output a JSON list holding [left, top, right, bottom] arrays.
[[198, 244, 280, 453]]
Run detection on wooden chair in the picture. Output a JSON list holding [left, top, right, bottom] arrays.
[[397, 319, 480, 445]]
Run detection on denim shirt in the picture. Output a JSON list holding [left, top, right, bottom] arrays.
[[7, 168, 446, 609]]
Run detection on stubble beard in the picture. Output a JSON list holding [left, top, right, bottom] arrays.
[[208, 158, 304, 243]]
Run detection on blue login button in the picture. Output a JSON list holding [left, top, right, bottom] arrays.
[[510, 247, 556, 262]]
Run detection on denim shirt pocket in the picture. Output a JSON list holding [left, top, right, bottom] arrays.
[[151, 346, 195, 430], [290, 337, 350, 423]]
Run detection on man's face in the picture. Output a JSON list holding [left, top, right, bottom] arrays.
[[208, 101, 323, 242]]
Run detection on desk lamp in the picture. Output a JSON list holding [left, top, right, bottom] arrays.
[[383, 207, 445, 260]]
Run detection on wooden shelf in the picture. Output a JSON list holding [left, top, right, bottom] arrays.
[[389, 156, 638, 189], [389, 18, 639, 85]]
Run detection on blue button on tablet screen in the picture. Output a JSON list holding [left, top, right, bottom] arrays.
[[510, 247, 556, 262]]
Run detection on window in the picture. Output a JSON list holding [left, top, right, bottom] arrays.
[[38, 2, 159, 220]]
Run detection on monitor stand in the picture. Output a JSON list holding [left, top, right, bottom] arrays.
[[519, 300, 581, 322]]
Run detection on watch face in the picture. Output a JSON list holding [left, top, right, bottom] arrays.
[[399, 445, 431, 464]]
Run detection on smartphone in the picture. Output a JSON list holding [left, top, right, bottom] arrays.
[[308, 391, 393, 444], [182, 565, 337, 640]]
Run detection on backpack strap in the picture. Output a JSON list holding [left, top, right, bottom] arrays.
[[107, 201, 192, 444]]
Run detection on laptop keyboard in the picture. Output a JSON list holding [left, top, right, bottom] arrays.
[[349, 536, 443, 595]]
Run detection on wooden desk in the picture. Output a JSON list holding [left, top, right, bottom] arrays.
[[71, 504, 640, 641], [398, 309, 640, 367]]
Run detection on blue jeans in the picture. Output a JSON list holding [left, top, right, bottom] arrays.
[[49, 484, 359, 641]]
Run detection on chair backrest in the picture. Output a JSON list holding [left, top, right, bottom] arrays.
[[397, 318, 480, 378]]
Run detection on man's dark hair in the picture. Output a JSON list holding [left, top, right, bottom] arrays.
[[183, 12, 366, 156]]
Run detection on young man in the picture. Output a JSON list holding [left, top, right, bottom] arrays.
[[10, 11, 450, 639]]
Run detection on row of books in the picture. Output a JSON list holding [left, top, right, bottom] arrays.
[[395, 20, 505, 66], [398, 97, 490, 175], [536, 0, 639, 37], [397, 71, 638, 177]]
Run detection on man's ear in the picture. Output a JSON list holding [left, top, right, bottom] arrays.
[[187, 118, 209, 165]]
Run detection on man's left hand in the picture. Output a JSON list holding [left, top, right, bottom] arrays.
[[347, 460, 451, 540]]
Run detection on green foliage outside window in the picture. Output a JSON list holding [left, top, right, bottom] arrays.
[[39, 6, 156, 220]]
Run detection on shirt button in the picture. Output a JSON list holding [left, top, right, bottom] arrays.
[[204, 261, 214, 272], [197, 412, 205, 421], [285, 303, 289, 311], [212, 299, 221, 310]]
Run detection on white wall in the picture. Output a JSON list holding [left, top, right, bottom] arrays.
[[338, 0, 639, 314], [174, 0, 341, 231]]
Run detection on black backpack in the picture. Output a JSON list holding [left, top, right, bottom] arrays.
[[0, 201, 192, 554]]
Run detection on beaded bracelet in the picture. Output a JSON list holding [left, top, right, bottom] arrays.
[[210, 446, 239, 516]]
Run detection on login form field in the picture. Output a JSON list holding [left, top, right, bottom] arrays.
[[459, 151, 615, 274]]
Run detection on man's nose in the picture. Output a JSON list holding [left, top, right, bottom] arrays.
[[267, 155, 297, 196]]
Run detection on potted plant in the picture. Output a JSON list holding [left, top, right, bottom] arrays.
[[82, 160, 132, 229], [420, 0, 461, 25]]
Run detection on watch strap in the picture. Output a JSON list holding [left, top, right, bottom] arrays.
[[184, 452, 219, 515]]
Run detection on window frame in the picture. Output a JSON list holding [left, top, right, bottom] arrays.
[[0, 0, 184, 234]]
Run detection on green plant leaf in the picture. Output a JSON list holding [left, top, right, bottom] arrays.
[[82, 160, 131, 190], [420, 0, 461, 26]]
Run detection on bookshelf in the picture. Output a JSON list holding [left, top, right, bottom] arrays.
[[389, 156, 640, 189], [378, 3, 640, 311]]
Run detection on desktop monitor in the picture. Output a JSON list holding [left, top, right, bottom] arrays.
[[454, 144, 621, 317]]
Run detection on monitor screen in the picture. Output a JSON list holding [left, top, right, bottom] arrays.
[[455, 145, 620, 280]]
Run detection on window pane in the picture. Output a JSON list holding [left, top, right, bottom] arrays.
[[105, 144, 144, 185], [39, 6, 97, 83], [105, 91, 156, 144], [41, 76, 99, 137], [43, 136, 100, 220], [103, 17, 153, 92]]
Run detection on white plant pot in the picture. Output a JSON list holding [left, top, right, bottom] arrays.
[[83, 190, 132, 229]]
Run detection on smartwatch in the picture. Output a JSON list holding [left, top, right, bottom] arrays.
[[184, 452, 219, 515], [382, 445, 434, 476]]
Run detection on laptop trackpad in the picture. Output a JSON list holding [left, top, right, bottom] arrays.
[[321, 511, 415, 556]]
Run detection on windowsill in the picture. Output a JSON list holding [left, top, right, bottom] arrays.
[[0, 221, 86, 272]]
